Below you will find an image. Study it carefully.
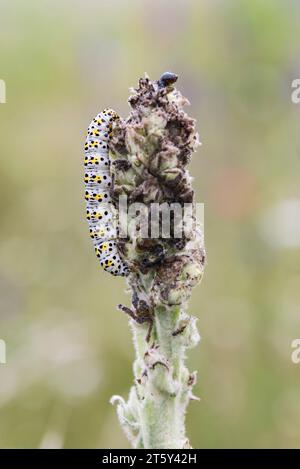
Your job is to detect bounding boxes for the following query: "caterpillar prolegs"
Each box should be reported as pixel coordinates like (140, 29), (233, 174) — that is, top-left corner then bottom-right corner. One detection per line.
(84, 109), (129, 277)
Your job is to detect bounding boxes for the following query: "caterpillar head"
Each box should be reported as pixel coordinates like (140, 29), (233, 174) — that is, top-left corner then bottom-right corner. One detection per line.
(102, 108), (119, 121)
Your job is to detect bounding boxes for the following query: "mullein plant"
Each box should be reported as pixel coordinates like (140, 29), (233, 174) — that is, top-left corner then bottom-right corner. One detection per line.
(109, 73), (206, 449)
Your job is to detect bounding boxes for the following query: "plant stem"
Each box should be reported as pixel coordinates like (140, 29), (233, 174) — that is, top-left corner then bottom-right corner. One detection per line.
(110, 73), (205, 449)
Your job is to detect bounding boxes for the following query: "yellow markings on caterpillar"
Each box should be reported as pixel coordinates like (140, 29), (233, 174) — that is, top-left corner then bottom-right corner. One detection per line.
(84, 154), (105, 166)
(95, 243), (109, 255)
(101, 259), (114, 267)
(84, 173), (103, 184)
(85, 191), (104, 202)
(89, 129), (100, 137)
(86, 209), (104, 221)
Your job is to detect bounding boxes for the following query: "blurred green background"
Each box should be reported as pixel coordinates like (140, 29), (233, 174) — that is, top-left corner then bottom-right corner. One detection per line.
(0, 0), (300, 449)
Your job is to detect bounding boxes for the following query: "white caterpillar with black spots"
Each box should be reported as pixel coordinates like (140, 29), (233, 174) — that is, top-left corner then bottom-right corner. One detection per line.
(84, 108), (129, 277)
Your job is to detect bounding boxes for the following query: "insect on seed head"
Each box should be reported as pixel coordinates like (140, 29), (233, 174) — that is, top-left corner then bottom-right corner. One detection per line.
(158, 71), (178, 88)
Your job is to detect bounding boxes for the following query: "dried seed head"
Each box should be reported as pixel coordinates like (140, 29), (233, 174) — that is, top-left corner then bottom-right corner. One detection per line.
(110, 74), (203, 272)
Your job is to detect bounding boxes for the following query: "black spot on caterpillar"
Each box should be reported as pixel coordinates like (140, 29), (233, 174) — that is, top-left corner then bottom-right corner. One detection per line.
(84, 108), (129, 277)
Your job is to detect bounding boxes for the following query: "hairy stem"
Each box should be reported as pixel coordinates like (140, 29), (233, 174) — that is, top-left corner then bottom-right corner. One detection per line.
(110, 73), (205, 449)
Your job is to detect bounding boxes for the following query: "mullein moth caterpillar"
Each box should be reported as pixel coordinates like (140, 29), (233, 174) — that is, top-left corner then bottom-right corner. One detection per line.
(84, 108), (129, 277)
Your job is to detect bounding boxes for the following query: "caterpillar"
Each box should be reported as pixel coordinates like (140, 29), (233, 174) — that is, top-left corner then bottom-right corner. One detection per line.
(84, 108), (129, 277)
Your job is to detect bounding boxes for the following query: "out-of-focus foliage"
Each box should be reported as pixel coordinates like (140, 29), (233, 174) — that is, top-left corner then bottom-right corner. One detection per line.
(0, 0), (300, 448)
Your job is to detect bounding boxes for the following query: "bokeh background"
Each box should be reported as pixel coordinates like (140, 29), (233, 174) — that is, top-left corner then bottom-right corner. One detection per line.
(0, 0), (300, 449)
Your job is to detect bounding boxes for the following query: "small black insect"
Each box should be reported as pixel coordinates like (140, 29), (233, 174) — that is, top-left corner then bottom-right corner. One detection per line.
(158, 71), (178, 88)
